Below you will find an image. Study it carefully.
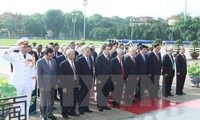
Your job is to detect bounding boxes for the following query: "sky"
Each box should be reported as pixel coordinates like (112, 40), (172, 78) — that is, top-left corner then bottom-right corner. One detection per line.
(0, 0), (200, 19)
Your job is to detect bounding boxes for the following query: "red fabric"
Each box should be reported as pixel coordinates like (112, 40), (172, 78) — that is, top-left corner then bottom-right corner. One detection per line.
(108, 96), (181, 115)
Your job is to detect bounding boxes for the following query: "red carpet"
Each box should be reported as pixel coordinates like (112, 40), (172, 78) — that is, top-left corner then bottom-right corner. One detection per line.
(108, 97), (181, 114)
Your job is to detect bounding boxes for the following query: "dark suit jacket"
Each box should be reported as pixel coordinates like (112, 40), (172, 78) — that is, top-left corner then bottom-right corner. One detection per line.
(162, 54), (175, 77)
(36, 51), (44, 61)
(124, 54), (137, 75)
(95, 54), (111, 76)
(92, 51), (98, 62)
(60, 59), (79, 88)
(57, 54), (67, 74)
(176, 54), (187, 75)
(135, 53), (149, 75)
(148, 52), (162, 75)
(110, 50), (117, 59)
(76, 55), (93, 86)
(53, 51), (62, 60)
(111, 57), (128, 80)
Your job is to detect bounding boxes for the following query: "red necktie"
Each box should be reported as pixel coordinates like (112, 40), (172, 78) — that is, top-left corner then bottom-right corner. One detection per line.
(132, 57), (136, 63)
(119, 60), (124, 78)
(156, 52), (159, 61)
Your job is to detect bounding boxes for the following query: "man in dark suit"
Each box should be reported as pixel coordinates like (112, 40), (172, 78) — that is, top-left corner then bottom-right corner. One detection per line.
(148, 44), (162, 97)
(111, 49), (127, 107)
(53, 43), (62, 101)
(69, 41), (79, 58)
(95, 44), (112, 112)
(76, 46), (93, 115)
(176, 47), (187, 95)
(110, 42), (118, 59)
(60, 49), (80, 119)
(36, 48), (58, 120)
(124, 47), (138, 104)
(134, 45), (149, 101)
(162, 47), (175, 97)
(89, 44), (98, 63)
(36, 44), (44, 61)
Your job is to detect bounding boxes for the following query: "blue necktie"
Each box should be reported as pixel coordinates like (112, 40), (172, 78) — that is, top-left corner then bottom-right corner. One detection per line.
(142, 54), (146, 62)
(169, 55), (174, 70)
(87, 57), (91, 69)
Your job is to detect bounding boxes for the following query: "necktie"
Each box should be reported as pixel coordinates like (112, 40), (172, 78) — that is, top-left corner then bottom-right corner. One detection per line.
(132, 56), (136, 63)
(23, 54), (26, 59)
(106, 55), (109, 62)
(86, 57), (91, 69)
(47, 60), (52, 70)
(156, 52), (159, 61)
(142, 54), (146, 62)
(182, 55), (186, 61)
(119, 60), (125, 78)
(38, 52), (40, 58)
(71, 61), (77, 80)
(169, 55), (174, 70)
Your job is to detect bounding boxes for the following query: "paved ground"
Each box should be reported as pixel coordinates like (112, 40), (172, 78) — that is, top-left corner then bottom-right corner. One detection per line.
(0, 49), (200, 120)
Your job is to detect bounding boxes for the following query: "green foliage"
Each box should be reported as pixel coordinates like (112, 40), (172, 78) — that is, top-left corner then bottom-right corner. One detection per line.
(191, 40), (199, 52)
(2, 11), (200, 41)
(175, 39), (182, 46)
(0, 77), (17, 98)
(153, 38), (162, 45)
(188, 63), (200, 77)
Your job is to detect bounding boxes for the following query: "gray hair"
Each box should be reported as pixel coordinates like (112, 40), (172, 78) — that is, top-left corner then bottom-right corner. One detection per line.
(166, 47), (173, 52)
(65, 49), (75, 56)
(129, 47), (137, 52)
(117, 48), (125, 54)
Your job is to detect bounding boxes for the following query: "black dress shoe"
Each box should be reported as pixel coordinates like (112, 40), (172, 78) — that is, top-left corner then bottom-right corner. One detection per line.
(181, 92), (186, 95)
(41, 118), (48, 120)
(68, 112), (80, 117)
(85, 109), (93, 113)
(163, 95), (168, 97)
(99, 107), (104, 112)
(48, 115), (57, 120)
(168, 93), (174, 96)
(176, 93), (182, 96)
(63, 116), (69, 119)
(79, 110), (84, 115)
(104, 106), (111, 110)
(54, 97), (60, 101)
(112, 101), (120, 108)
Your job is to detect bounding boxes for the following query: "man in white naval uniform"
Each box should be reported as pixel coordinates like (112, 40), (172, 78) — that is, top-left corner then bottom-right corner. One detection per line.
(1, 37), (36, 120)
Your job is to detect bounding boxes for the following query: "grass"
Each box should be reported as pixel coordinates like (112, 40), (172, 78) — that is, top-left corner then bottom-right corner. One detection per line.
(0, 39), (106, 47)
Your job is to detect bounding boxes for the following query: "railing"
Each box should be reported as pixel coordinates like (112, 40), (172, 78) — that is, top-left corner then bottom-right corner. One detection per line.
(0, 95), (27, 120)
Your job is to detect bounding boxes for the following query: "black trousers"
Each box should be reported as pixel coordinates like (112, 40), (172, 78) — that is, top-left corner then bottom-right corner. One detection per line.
(97, 76), (113, 107)
(62, 88), (78, 116)
(78, 78), (92, 111)
(162, 75), (174, 95)
(176, 74), (186, 94)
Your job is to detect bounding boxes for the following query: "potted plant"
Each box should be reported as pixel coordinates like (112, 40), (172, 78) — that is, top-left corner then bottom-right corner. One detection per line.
(188, 62), (200, 88)
(190, 40), (199, 59)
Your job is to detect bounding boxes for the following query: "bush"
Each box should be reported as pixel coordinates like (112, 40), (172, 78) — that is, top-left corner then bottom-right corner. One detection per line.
(0, 77), (16, 98)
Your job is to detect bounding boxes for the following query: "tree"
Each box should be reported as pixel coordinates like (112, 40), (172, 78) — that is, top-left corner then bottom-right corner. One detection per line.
(3, 18), (16, 36)
(22, 14), (46, 37)
(44, 9), (65, 38)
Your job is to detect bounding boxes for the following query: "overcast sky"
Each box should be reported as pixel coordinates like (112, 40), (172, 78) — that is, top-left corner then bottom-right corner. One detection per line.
(0, 0), (199, 19)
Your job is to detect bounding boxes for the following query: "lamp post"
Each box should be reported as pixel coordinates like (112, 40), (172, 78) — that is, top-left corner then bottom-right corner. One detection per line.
(72, 11), (78, 40)
(83, 0), (88, 40)
(170, 25), (175, 41)
(72, 18), (77, 40)
(184, 0), (187, 21)
(129, 17), (138, 40)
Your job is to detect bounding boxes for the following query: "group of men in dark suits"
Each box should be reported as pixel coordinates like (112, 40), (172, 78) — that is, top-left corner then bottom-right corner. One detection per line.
(34, 41), (187, 120)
